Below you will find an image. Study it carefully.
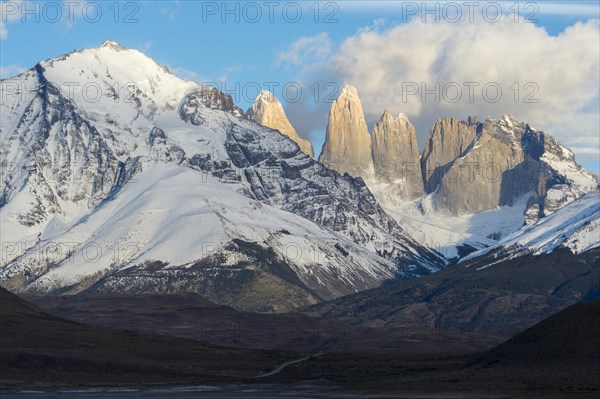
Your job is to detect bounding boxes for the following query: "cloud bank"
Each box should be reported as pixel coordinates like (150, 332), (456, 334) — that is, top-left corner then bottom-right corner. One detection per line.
(282, 18), (600, 169)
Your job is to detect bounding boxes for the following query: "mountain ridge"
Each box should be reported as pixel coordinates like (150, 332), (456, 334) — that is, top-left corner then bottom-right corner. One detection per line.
(246, 90), (314, 158)
(1, 41), (597, 312)
(302, 192), (600, 331)
(0, 41), (444, 311)
(315, 86), (597, 257)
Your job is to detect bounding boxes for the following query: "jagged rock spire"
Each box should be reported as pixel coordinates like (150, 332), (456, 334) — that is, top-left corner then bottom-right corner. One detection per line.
(371, 110), (423, 201)
(318, 85), (373, 178)
(247, 90), (314, 158)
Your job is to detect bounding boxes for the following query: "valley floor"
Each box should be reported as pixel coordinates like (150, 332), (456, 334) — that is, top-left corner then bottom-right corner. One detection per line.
(2, 289), (598, 398)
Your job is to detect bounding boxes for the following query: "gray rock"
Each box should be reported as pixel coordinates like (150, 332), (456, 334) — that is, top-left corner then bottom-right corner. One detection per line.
(425, 114), (598, 217)
(421, 116), (479, 194)
(371, 110), (423, 201)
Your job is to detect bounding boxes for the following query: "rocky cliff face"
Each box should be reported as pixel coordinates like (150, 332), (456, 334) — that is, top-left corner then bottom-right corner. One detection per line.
(371, 110), (423, 201)
(180, 86), (245, 122)
(0, 42), (445, 311)
(246, 90), (314, 158)
(318, 85), (373, 178)
(431, 118), (529, 215)
(421, 117), (480, 194)
(318, 86), (425, 203)
(424, 114), (597, 217)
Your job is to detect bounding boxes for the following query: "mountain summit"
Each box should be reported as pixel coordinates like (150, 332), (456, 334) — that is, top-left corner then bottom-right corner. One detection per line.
(0, 42), (444, 311)
(319, 85), (374, 178)
(1, 41), (596, 310)
(315, 87), (597, 258)
(100, 39), (127, 51)
(422, 114), (598, 217)
(371, 110), (424, 202)
(246, 90), (314, 157)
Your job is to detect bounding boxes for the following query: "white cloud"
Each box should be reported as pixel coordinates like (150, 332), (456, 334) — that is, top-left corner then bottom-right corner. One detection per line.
(322, 18), (600, 163)
(0, 64), (26, 79)
(277, 32), (333, 67)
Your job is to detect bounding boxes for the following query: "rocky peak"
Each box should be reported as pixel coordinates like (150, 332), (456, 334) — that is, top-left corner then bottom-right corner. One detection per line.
(371, 110), (423, 201)
(381, 108), (394, 120)
(246, 90), (314, 157)
(254, 90), (276, 103)
(423, 114), (597, 218)
(339, 84), (358, 97)
(318, 85), (373, 178)
(421, 117), (480, 193)
(180, 86), (245, 124)
(100, 39), (127, 52)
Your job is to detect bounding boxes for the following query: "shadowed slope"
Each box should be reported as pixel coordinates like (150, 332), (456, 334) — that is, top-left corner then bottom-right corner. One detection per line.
(0, 288), (295, 386)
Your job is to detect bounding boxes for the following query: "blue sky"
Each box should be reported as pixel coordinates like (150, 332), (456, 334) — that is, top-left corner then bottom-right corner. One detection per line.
(1, 1), (599, 173)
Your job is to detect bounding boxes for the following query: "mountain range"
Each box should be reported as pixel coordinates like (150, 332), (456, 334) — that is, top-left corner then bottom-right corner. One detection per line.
(1, 40), (598, 314)
(0, 41), (441, 312)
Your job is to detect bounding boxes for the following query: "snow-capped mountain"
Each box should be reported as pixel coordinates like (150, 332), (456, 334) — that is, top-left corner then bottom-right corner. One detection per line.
(246, 90), (314, 158)
(0, 41), (444, 311)
(399, 114), (598, 259)
(423, 114), (598, 218)
(303, 192), (599, 333)
(463, 191), (600, 263)
(315, 86), (597, 260)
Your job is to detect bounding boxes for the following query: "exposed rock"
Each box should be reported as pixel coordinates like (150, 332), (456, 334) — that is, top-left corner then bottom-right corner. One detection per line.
(0, 43), (446, 311)
(425, 114), (598, 217)
(246, 90), (314, 158)
(431, 120), (528, 215)
(180, 86), (245, 123)
(100, 39), (126, 52)
(221, 119), (444, 273)
(319, 85), (373, 178)
(370, 110), (423, 201)
(421, 116), (480, 193)
(524, 202), (541, 225)
(538, 134), (599, 216)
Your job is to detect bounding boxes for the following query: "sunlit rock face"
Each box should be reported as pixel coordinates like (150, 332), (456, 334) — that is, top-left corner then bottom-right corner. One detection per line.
(319, 85), (374, 178)
(247, 90), (314, 158)
(371, 110), (423, 201)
